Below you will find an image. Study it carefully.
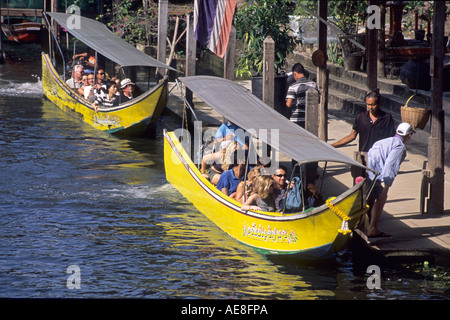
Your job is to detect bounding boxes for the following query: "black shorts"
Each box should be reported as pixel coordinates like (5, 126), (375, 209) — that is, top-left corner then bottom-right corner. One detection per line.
(367, 179), (384, 206)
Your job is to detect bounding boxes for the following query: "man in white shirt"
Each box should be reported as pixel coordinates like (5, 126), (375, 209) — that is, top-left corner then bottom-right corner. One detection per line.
(66, 65), (84, 89)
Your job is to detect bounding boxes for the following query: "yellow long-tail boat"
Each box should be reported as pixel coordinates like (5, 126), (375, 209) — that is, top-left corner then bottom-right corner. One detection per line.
(164, 76), (374, 259)
(42, 12), (176, 136)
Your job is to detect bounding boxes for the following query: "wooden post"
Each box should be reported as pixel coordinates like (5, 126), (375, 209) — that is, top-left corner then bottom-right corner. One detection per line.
(262, 36), (275, 108)
(224, 26), (236, 81)
(366, 0), (378, 90)
(157, 0), (168, 80)
(377, 1), (386, 77)
(305, 88), (319, 137)
(427, 0), (445, 214)
(317, 0), (328, 142)
(185, 12), (196, 136)
(0, 5), (3, 63)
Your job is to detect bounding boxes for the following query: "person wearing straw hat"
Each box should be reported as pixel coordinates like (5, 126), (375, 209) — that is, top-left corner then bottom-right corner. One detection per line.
(365, 122), (415, 238)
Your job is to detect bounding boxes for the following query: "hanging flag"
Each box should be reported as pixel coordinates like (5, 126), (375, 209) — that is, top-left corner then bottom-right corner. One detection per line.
(194, 0), (237, 58)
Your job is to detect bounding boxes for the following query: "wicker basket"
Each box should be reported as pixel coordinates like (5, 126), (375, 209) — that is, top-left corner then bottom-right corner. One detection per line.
(400, 94), (430, 130)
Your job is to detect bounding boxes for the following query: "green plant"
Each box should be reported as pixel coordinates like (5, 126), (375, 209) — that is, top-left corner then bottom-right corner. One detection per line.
(327, 41), (343, 66)
(98, 0), (158, 46)
(235, 0), (300, 77)
(294, 0), (367, 55)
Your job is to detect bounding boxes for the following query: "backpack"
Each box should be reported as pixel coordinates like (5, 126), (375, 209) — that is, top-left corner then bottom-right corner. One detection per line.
(284, 177), (303, 212)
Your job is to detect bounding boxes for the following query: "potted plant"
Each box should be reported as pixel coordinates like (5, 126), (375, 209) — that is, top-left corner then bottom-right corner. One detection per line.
(235, 0), (300, 110)
(332, 1), (367, 71)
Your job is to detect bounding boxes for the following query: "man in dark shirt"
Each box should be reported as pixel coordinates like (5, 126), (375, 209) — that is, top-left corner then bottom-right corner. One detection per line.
(272, 165), (289, 211)
(332, 89), (395, 179)
(332, 89), (395, 152)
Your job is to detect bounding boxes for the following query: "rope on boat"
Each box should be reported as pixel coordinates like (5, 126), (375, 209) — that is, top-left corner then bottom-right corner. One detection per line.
(326, 197), (369, 235)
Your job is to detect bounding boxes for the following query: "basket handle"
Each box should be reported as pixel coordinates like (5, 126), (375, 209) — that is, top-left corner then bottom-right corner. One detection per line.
(405, 94), (428, 109)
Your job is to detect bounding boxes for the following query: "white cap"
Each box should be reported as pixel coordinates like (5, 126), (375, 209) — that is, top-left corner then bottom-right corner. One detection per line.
(120, 78), (135, 88)
(396, 122), (415, 136)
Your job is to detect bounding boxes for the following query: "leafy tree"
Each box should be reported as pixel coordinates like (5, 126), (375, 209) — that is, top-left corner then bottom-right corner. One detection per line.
(235, 0), (300, 77)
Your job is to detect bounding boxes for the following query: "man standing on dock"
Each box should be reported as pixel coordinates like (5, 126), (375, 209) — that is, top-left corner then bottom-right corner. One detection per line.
(365, 122), (415, 238)
(285, 63), (318, 129)
(285, 63), (319, 183)
(332, 90), (395, 158)
(331, 89), (396, 181)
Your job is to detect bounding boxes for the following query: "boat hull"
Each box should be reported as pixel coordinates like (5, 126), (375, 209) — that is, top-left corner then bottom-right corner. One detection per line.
(164, 130), (367, 259)
(41, 53), (168, 136)
(1, 20), (41, 43)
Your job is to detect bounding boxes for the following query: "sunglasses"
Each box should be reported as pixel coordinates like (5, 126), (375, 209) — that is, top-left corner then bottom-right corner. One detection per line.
(97, 72), (105, 75)
(274, 174), (286, 177)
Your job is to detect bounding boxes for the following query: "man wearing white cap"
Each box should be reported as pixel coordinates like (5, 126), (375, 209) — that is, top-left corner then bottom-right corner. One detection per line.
(119, 78), (135, 103)
(366, 122), (415, 238)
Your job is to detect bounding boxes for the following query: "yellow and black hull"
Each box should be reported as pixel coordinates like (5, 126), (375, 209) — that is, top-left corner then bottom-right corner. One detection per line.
(42, 52), (168, 136)
(164, 130), (368, 259)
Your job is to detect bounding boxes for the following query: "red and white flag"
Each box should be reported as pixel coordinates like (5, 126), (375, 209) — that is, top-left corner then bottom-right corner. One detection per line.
(194, 0), (237, 58)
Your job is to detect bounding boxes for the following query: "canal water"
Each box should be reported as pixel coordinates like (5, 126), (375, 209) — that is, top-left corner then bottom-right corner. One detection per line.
(0, 43), (448, 301)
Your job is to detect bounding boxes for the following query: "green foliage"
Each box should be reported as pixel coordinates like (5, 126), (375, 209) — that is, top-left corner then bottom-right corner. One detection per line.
(294, 0), (367, 34)
(327, 41), (343, 66)
(235, 0), (300, 77)
(98, 0), (158, 46)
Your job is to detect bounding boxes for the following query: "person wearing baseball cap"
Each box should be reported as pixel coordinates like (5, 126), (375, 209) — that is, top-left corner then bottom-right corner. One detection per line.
(119, 78), (135, 103)
(365, 122), (414, 238)
(396, 122), (416, 136)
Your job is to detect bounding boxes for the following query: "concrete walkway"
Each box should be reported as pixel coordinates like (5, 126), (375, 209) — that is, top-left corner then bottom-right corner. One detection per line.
(165, 80), (450, 265)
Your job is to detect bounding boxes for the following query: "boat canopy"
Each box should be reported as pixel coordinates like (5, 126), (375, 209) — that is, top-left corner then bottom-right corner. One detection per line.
(46, 12), (177, 71)
(179, 76), (365, 168)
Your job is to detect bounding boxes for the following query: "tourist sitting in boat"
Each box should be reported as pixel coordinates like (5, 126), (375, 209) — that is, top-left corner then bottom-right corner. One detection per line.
(84, 69), (108, 103)
(72, 48), (96, 73)
(95, 68), (108, 87)
(118, 78), (135, 104)
(110, 77), (121, 90)
(213, 120), (248, 149)
(233, 166), (261, 203)
(241, 175), (276, 212)
(271, 165), (290, 211)
(92, 81), (119, 112)
(304, 183), (325, 209)
(216, 149), (247, 196)
(83, 74), (96, 101)
(201, 140), (239, 185)
(77, 73), (89, 97)
(66, 64), (84, 89)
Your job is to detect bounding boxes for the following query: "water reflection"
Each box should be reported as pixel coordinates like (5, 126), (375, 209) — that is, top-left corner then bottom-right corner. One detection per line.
(158, 206), (335, 299)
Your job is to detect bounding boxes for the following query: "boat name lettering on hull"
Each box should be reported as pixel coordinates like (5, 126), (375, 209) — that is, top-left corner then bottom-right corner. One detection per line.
(243, 221), (298, 244)
(94, 115), (120, 127)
